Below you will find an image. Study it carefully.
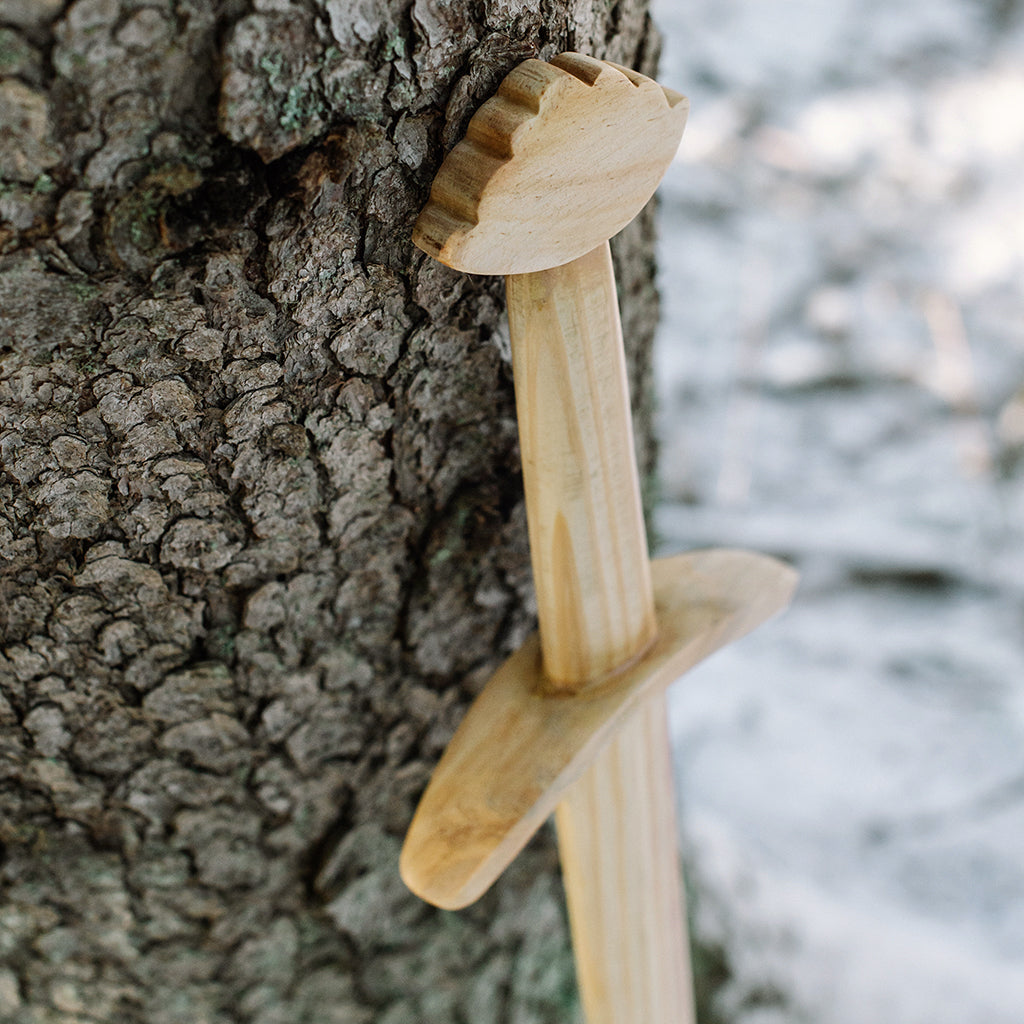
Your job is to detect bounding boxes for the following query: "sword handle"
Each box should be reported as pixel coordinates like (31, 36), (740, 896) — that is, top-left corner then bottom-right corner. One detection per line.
(506, 240), (657, 688)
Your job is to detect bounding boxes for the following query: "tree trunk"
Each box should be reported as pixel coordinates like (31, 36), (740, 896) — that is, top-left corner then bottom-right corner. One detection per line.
(0, 2), (664, 1021)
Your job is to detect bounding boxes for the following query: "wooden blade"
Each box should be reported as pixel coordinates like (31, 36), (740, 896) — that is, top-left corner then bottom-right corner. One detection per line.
(556, 697), (696, 1024)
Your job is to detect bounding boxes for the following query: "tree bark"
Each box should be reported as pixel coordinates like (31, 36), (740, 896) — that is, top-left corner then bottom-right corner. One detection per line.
(0, 2), (664, 1021)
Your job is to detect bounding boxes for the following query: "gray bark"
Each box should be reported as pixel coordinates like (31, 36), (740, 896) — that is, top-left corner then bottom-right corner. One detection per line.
(0, 1), (663, 1021)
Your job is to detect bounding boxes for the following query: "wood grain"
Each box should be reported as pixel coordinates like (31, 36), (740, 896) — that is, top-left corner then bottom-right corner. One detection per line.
(556, 697), (695, 1024)
(412, 52), (688, 275)
(507, 241), (656, 688)
(399, 548), (798, 910)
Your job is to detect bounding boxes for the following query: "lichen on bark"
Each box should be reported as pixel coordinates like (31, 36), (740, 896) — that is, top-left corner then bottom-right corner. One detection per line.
(1, 0), (665, 1020)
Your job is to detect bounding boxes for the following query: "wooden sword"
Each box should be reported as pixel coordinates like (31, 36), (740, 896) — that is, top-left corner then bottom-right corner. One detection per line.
(402, 52), (797, 1023)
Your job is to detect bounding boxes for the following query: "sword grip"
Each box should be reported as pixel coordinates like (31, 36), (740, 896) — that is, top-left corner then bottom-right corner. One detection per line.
(506, 240), (657, 688)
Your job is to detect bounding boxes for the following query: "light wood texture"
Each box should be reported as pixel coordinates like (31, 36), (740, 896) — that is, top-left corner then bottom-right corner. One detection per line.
(399, 548), (798, 910)
(556, 697), (695, 1024)
(412, 52), (689, 275)
(403, 50), (791, 1024)
(507, 241), (656, 688)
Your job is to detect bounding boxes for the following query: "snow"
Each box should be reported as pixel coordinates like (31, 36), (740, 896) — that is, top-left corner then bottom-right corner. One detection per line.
(651, 0), (1024, 1018)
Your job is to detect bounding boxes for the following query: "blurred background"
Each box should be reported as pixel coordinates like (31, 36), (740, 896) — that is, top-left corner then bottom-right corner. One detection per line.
(650, 1), (1024, 1020)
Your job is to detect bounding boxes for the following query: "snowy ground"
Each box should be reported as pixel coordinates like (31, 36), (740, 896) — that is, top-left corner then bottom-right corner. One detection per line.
(651, 1), (1024, 1020)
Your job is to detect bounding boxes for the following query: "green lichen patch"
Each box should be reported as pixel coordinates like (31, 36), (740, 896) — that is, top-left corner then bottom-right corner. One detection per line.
(220, 14), (330, 163)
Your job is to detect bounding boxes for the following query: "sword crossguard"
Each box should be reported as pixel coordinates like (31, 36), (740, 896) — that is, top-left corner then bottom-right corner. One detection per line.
(402, 549), (797, 909)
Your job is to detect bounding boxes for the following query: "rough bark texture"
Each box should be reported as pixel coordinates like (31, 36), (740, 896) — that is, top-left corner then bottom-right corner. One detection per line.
(0, 2), (663, 1021)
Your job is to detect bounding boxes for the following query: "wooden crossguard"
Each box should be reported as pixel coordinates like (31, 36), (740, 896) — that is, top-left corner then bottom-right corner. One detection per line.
(402, 53), (798, 1022)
